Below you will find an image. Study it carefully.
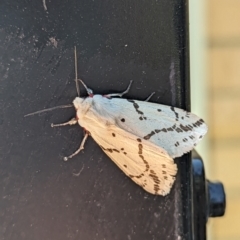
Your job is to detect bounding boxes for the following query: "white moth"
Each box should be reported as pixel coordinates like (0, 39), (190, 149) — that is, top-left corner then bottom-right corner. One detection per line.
(26, 48), (207, 196)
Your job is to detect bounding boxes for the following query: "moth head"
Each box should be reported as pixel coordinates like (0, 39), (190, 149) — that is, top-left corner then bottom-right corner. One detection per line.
(73, 97), (85, 110)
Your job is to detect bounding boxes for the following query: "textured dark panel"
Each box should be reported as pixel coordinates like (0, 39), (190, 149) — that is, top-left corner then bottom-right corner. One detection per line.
(0, 1), (193, 239)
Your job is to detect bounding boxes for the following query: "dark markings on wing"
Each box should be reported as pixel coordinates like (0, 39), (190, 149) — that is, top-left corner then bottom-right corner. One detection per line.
(120, 148), (127, 155)
(154, 184), (160, 193)
(170, 106), (179, 121)
(139, 116), (147, 120)
(185, 111), (191, 118)
(100, 146), (120, 153)
(180, 124), (192, 132)
(129, 143), (150, 180)
(174, 141), (179, 147)
(119, 148), (127, 155)
(143, 131), (155, 140)
(112, 133), (116, 137)
(138, 155), (150, 172)
(157, 109), (162, 112)
(100, 138), (173, 194)
(113, 149), (120, 153)
(138, 144), (143, 154)
(141, 179), (147, 188)
(100, 142), (150, 180)
(144, 125), (176, 140)
(121, 118), (125, 122)
(149, 169), (161, 194)
(143, 119), (205, 140)
(127, 99), (147, 121)
(176, 127), (183, 133)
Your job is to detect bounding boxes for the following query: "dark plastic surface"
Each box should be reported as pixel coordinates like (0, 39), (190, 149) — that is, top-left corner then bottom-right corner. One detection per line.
(192, 155), (207, 240)
(208, 181), (226, 218)
(0, 1), (194, 240)
(192, 151), (226, 240)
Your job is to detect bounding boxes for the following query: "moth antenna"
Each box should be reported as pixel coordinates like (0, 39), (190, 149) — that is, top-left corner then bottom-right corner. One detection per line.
(74, 47), (93, 96)
(24, 104), (73, 117)
(77, 79), (93, 96)
(74, 46), (80, 97)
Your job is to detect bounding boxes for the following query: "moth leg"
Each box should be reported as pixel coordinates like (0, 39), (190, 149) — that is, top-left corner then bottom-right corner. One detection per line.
(51, 117), (78, 127)
(63, 132), (89, 161)
(145, 92), (155, 102)
(104, 80), (133, 98)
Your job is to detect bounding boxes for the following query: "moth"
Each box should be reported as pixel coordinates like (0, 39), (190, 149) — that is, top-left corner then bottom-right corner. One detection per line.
(25, 47), (207, 196)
